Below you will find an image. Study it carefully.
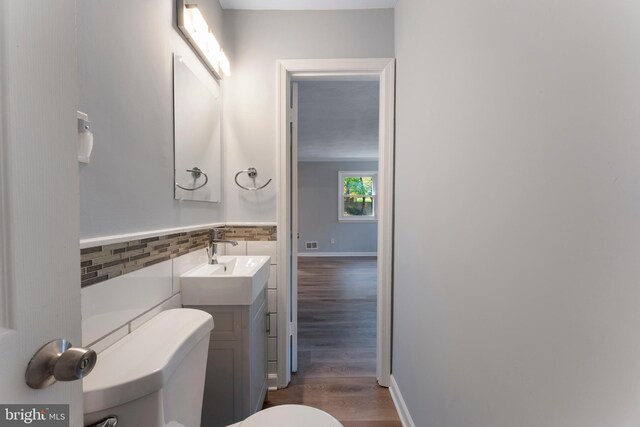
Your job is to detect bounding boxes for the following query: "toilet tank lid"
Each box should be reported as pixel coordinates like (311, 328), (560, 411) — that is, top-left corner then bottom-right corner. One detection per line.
(83, 308), (213, 414)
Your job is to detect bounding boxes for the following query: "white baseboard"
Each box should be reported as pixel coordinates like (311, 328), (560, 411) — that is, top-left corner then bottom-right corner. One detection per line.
(297, 252), (377, 257)
(390, 375), (416, 427)
(268, 373), (278, 390)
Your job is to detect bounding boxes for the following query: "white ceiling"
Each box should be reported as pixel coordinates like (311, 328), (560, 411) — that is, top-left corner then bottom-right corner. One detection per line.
(219, 0), (396, 10)
(297, 80), (379, 162)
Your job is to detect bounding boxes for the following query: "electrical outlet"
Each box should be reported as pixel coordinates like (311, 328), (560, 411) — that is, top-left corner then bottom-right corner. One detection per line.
(330, 238), (335, 244)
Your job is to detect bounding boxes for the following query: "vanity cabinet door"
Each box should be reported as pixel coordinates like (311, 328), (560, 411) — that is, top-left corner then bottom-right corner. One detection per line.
(202, 338), (243, 426)
(197, 306), (244, 427)
(188, 287), (267, 427)
(249, 297), (268, 414)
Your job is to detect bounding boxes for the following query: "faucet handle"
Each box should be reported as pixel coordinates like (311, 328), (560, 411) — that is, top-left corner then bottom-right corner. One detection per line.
(210, 227), (230, 239)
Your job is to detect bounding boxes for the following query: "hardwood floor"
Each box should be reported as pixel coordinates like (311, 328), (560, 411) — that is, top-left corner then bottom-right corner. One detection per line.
(264, 257), (401, 426)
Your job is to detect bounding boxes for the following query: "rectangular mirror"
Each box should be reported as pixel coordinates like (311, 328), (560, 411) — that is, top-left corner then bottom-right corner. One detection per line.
(173, 53), (221, 203)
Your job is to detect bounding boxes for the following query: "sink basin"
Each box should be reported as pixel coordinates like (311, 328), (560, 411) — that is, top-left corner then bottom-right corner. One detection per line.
(180, 256), (270, 305)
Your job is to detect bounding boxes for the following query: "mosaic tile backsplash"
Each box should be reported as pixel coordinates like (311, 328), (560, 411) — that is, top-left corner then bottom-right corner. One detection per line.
(80, 225), (277, 288)
(222, 225), (277, 241)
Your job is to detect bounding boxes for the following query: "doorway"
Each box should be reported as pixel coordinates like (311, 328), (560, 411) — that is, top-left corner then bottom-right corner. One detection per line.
(294, 77), (380, 384)
(275, 59), (395, 390)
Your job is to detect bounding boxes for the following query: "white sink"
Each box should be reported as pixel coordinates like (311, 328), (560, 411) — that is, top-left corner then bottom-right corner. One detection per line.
(180, 256), (270, 306)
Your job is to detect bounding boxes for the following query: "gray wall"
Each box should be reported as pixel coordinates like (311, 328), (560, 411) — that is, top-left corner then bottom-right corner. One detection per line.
(77, 0), (225, 239)
(222, 9), (394, 222)
(298, 162), (378, 254)
(394, 1), (640, 426)
(78, 7), (394, 238)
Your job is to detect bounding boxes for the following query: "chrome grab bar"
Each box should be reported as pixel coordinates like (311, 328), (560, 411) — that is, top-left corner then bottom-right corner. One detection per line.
(176, 167), (208, 191)
(234, 167), (272, 191)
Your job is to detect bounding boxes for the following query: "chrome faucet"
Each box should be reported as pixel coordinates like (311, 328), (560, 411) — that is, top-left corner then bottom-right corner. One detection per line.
(207, 228), (238, 265)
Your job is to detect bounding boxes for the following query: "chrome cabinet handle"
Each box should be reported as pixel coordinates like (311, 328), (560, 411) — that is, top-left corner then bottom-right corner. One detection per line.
(266, 312), (271, 335)
(25, 339), (97, 389)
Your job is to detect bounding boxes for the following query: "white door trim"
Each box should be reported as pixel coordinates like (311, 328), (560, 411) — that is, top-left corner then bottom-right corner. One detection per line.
(276, 58), (395, 388)
(290, 81), (299, 373)
(0, 17), (8, 330)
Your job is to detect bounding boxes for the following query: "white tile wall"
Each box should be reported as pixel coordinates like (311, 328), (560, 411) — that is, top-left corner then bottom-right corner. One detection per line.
(267, 361), (277, 374)
(245, 241), (279, 380)
(83, 250), (206, 352)
(90, 326), (128, 354)
(129, 294), (181, 332)
(267, 337), (277, 360)
(268, 289), (277, 312)
(268, 265), (277, 289)
(225, 241), (247, 256)
(81, 260), (173, 346)
(268, 313), (277, 338)
(247, 241), (277, 264)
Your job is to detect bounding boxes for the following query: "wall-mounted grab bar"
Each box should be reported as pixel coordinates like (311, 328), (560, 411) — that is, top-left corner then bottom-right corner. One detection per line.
(176, 167), (208, 191)
(234, 167), (272, 191)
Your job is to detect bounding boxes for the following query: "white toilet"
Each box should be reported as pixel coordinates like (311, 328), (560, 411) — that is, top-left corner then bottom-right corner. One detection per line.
(83, 308), (214, 427)
(229, 405), (343, 427)
(83, 307), (342, 427)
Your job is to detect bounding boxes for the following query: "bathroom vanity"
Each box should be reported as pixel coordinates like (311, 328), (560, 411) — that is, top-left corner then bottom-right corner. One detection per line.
(181, 256), (270, 427)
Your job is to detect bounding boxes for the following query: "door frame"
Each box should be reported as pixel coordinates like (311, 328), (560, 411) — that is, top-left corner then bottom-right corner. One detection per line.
(289, 81), (299, 373)
(276, 58), (395, 388)
(0, 13), (7, 331)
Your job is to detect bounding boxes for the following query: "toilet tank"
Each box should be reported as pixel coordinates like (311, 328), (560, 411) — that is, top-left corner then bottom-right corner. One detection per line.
(83, 309), (214, 427)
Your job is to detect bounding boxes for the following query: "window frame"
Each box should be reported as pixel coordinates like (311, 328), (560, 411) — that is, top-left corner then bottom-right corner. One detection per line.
(338, 171), (378, 222)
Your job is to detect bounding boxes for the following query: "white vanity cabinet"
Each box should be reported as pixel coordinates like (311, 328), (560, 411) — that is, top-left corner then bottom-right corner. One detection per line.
(185, 287), (268, 427)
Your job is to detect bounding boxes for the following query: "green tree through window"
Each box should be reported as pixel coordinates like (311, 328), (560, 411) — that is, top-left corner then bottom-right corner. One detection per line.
(339, 172), (377, 220)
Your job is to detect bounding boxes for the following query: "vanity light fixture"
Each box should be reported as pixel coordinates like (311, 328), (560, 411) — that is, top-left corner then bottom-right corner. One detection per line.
(177, 0), (230, 79)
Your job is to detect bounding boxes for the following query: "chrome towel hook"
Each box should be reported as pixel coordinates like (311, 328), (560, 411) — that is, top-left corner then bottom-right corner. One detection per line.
(234, 167), (272, 191)
(176, 166), (208, 191)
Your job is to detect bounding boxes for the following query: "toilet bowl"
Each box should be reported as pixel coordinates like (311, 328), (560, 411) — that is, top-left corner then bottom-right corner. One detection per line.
(228, 405), (343, 427)
(83, 308), (214, 427)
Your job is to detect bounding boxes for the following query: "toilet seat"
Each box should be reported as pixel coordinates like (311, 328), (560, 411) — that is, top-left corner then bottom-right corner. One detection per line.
(239, 405), (342, 426)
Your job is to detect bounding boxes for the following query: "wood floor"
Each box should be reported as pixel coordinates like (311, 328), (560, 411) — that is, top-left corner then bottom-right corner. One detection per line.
(264, 257), (401, 426)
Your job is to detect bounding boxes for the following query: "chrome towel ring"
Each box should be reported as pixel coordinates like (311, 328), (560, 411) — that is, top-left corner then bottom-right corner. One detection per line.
(176, 167), (208, 191)
(234, 167), (272, 191)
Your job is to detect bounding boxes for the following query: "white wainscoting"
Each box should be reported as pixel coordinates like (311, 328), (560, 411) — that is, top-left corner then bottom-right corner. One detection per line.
(81, 237), (280, 376)
(80, 225), (279, 376)
(82, 249), (206, 352)
(81, 260), (173, 346)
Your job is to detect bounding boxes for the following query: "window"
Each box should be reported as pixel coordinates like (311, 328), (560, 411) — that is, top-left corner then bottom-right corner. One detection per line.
(338, 171), (377, 222)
